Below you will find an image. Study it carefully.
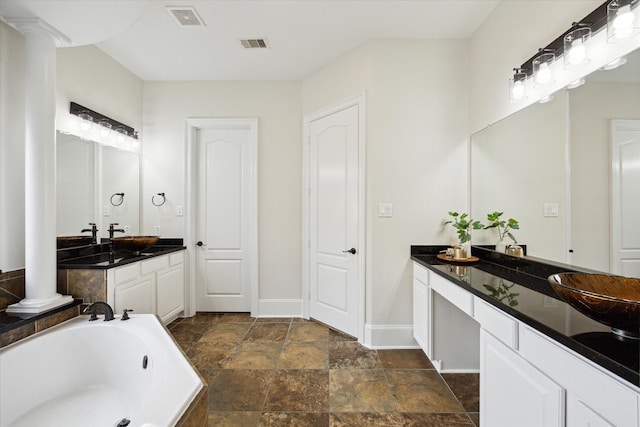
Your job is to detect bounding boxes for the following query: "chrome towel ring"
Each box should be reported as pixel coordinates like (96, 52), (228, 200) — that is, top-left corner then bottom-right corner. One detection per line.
(152, 192), (166, 206)
(110, 192), (125, 206)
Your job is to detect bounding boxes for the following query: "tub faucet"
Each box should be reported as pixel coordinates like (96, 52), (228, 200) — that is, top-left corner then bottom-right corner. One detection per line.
(83, 301), (115, 321)
(81, 222), (98, 244)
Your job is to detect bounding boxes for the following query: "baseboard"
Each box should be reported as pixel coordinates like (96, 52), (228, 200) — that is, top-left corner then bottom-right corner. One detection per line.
(255, 299), (303, 318)
(363, 323), (420, 349)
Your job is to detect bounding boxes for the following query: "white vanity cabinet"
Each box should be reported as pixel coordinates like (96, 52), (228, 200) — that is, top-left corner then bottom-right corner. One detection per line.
(412, 262), (431, 355)
(108, 251), (185, 324)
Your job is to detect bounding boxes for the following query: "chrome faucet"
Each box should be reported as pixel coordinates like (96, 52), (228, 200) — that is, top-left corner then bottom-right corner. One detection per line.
(81, 222), (98, 244)
(83, 301), (115, 321)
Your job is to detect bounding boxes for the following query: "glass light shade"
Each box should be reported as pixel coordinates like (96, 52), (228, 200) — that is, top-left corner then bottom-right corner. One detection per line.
(567, 78), (585, 89)
(533, 52), (555, 87)
(115, 126), (128, 144)
(564, 27), (591, 68)
(77, 112), (93, 131)
(603, 56), (627, 70)
(608, 0), (640, 42)
(509, 69), (528, 103)
(97, 120), (112, 138)
(538, 94), (554, 104)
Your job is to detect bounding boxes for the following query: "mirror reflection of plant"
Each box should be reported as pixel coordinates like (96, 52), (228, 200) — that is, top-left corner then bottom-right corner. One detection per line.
(444, 211), (484, 245)
(483, 279), (519, 307)
(484, 211), (519, 243)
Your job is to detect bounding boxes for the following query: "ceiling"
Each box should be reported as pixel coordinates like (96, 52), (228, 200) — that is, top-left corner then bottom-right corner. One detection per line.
(1, 0), (500, 81)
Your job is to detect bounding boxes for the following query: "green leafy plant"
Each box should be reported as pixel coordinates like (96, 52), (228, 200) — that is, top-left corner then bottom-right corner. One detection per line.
(444, 211), (484, 245)
(483, 279), (519, 307)
(484, 211), (519, 243)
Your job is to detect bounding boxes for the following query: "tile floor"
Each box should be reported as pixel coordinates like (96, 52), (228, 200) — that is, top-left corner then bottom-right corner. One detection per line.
(167, 313), (479, 426)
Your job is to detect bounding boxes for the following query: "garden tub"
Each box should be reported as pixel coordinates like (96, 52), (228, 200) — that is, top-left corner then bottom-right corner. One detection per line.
(0, 314), (203, 427)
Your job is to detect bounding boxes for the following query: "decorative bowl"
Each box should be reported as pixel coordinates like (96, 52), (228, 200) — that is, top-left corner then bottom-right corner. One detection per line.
(111, 236), (159, 254)
(548, 272), (640, 338)
(57, 236), (93, 249)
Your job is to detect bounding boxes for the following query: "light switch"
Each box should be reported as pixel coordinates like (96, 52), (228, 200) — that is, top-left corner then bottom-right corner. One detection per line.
(378, 203), (393, 218)
(176, 205), (183, 216)
(155, 225), (162, 236)
(103, 206), (110, 216)
(544, 203), (559, 217)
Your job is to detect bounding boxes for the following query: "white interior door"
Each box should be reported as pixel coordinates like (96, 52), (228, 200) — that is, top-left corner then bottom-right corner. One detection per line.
(611, 119), (640, 278)
(196, 120), (257, 312)
(308, 102), (362, 337)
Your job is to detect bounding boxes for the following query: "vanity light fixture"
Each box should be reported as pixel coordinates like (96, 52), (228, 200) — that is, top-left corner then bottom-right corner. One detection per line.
(607, 0), (640, 42)
(509, 68), (528, 103)
(533, 49), (556, 87)
(69, 102), (140, 152)
(564, 24), (591, 68)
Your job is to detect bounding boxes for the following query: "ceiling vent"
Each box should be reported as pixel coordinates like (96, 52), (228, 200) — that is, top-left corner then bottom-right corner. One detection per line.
(240, 38), (270, 49)
(166, 6), (205, 27)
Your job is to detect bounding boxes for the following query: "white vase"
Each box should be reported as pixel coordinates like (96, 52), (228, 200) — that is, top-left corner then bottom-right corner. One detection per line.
(495, 241), (507, 253)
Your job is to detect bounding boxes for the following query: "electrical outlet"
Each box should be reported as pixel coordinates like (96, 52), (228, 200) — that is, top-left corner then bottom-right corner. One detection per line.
(378, 203), (393, 218)
(124, 226), (131, 234)
(543, 203), (559, 217)
(103, 206), (110, 216)
(155, 225), (162, 236)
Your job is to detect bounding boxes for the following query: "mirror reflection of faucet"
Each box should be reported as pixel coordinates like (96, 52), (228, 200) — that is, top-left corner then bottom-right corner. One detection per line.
(108, 223), (125, 254)
(81, 222), (98, 244)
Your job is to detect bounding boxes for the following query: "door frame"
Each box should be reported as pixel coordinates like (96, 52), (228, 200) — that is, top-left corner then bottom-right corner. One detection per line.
(302, 93), (366, 342)
(185, 118), (259, 317)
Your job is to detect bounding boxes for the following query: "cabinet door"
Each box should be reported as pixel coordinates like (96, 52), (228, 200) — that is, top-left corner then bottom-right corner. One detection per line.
(481, 330), (564, 427)
(114, 275), (155, 315)
(157, 265), (185, 323)
(567, 393), (616, 427)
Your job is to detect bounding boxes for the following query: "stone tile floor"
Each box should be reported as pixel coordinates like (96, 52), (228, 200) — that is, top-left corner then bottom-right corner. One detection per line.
(167, 313), (479, 426)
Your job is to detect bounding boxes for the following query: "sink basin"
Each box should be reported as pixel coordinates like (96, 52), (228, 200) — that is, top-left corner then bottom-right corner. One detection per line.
(548, 273), (640, 338)
(57, 236), (93, 249)
(111, 236), (159, 255)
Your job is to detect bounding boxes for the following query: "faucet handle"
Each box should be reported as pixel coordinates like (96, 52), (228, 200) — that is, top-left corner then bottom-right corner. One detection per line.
(121, 309), (133, 321)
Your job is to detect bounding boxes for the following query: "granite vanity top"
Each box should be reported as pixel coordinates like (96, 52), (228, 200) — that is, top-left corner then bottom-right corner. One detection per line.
(57, 238), (186, 270)
(411, 245), (640, 388)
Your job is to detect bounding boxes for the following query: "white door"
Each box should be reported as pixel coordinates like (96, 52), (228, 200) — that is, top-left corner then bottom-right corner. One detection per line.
(611, 119), (640, 278)
(307, 102), (362, 337)
(196, 121), (257, 312)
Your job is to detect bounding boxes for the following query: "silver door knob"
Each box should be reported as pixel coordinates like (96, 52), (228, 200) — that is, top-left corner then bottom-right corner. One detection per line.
(342, 248), (357, 254)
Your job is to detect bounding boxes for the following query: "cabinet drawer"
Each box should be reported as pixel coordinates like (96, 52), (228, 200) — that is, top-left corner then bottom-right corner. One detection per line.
(141, 255), (169, 275)
(430, 273), (473, 316)
(519, 324), (638, 426)
(169, 251), (184, 266)
(474, 297), (517, 349)
(114, 263), (140, 285)
(413, 262), (429, 284)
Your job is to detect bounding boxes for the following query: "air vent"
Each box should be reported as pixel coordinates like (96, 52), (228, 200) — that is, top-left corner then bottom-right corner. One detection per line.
(166, 6), (205, 27)
(240, 38), (270, 49)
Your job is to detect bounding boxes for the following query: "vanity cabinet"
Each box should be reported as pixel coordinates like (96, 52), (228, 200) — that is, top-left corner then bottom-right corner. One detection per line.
(108, 251), (185, 324)
(412, 260), (640, 427)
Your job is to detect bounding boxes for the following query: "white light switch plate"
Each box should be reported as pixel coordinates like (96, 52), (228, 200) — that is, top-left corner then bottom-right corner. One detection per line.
(544, 203), (559, 217)
(378, 203), (393, 218)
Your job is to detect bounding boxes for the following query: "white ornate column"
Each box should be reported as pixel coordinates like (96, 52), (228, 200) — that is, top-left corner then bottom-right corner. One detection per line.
(7, 19), (73, 314)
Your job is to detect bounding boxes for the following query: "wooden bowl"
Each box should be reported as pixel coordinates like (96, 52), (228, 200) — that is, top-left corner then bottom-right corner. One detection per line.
(548, 273), (640, 338)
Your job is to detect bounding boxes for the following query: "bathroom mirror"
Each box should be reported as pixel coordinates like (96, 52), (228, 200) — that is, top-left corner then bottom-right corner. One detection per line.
(471, 46), (640, 273)
(56, 131), (140, 241)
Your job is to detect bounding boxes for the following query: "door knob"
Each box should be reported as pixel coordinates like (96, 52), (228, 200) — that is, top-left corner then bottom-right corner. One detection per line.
(196, 241), (204, 247)
(342, 248), (357, 254)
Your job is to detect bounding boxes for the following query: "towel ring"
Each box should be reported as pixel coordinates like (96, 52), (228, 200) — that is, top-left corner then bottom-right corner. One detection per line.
(110, 192), (125, 206)
(152, 192), (166, 206)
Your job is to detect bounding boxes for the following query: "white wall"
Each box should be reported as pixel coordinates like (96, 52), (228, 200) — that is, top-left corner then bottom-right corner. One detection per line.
(303, 40), (469, 344)
(142, 81), (302, 301)
(0, 22), (25, 271)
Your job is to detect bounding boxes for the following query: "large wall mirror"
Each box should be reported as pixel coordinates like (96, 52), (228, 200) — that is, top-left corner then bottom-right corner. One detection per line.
(471, 46), (640, 276)
(56, 131), (140, 242)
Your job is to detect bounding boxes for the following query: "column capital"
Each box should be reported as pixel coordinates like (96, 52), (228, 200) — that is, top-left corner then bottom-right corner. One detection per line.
(1, 16), (70, 46)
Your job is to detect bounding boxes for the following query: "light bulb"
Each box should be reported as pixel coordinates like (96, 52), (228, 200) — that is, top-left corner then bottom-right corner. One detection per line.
(512, 80), (525, 100)
(536, 62), (552, 85)
(568, 39), (586, 65)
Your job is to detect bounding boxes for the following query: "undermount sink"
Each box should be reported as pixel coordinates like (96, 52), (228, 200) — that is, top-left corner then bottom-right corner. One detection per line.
(548, 272), (640, 339)
(111, 236), (159, 255)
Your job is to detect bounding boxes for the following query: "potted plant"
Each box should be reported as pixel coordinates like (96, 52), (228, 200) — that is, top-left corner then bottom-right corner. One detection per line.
(484, 211), (519, 253)
(444, 211), (484, 248)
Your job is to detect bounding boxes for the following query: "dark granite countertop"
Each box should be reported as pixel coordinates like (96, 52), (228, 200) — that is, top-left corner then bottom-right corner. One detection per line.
(411, 245), (640, 388)
(57, 238), (186, 270)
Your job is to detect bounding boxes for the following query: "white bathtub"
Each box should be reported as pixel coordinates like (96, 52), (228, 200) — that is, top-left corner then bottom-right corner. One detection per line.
(0, 314), (203, 427)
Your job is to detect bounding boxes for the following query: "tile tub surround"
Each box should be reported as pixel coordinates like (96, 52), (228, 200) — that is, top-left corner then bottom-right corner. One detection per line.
(0, 268), (25, 310)
(167, 313), (480, 426)
(411, 245), (640, 388)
